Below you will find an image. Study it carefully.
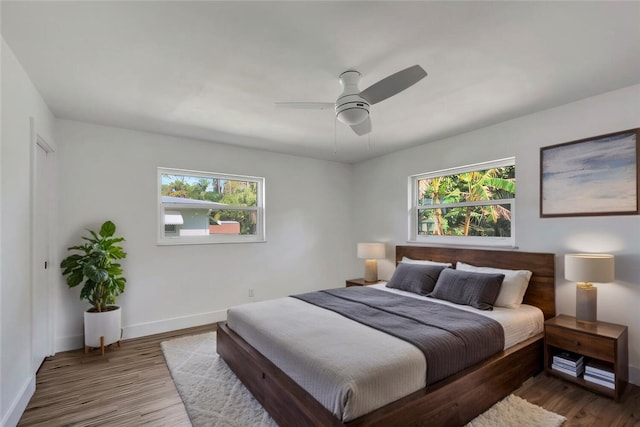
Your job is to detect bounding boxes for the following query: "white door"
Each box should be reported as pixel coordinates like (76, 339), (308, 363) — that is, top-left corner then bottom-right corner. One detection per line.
(32, 136), (54, 372)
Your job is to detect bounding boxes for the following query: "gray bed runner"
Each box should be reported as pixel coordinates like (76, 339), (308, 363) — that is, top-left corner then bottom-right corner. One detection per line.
(291, 286), (504, 384)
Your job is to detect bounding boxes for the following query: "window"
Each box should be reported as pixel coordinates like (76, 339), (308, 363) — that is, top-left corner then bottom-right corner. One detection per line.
(158, 167), (265, 245)
(409, 158), (516, 247)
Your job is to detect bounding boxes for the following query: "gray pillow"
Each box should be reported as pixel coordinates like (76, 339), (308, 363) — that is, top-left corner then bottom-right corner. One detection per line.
(386, 263), (448, 295)
(428, 269), (504, 310)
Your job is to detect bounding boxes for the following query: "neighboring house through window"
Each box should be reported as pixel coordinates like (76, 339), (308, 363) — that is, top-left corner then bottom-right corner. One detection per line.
(158, 167), (265, 244)
(409, 158), (516, 247)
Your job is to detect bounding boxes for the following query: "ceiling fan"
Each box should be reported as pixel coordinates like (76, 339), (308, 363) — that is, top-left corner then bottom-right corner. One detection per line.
(276, 65), (427, 136)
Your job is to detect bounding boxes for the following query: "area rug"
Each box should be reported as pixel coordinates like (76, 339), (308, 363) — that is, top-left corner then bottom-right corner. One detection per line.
(161, 332), (565, 427)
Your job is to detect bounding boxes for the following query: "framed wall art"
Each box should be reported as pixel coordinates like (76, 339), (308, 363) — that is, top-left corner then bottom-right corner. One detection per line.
(540, 128), (639, 217)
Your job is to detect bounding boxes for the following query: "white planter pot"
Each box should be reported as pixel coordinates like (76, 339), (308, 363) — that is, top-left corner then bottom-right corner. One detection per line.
(84, 305), (122, 350)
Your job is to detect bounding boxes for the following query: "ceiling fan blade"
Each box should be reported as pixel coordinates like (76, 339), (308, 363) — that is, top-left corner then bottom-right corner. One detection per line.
(359, 65), (427, 105)
(350, 116), (372, 136)
(275, 102), (334, 110)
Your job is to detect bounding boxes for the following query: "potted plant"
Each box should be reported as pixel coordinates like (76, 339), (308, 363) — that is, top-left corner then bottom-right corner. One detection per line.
(60, 220), (127, 354)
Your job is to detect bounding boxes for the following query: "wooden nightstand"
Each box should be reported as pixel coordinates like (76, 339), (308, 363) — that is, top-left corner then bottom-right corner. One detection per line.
(345, 278), (383, 287)
(544, 314), (628, 400)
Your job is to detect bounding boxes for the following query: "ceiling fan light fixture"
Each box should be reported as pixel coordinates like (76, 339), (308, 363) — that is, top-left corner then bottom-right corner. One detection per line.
(336, 106), (369, 125)
(335, 93), (370, 125)
(277, 65), (426, 136)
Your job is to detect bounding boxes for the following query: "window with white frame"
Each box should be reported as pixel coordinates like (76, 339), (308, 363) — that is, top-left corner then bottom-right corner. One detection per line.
(409, 158), (516, 247)
(158, 167), (265, 245)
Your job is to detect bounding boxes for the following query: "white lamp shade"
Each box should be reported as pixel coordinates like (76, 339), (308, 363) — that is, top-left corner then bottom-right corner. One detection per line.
(357, 243), (385, 259)
(565, 253), (614, 283)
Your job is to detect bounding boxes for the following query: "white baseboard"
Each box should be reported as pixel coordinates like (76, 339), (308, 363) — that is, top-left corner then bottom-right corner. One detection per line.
(1, 375), (35, 427)
(123, 309), (227, 340)
(55, 309), (227, 352)
(55, 334), (84, 353)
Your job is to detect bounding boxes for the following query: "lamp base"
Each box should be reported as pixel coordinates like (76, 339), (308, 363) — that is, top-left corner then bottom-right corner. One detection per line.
(363, 259), (378, 283)
(576, 284), (597, 323)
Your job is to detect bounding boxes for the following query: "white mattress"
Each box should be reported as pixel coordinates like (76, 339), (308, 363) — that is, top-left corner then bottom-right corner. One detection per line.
(226, 285), (543, 422)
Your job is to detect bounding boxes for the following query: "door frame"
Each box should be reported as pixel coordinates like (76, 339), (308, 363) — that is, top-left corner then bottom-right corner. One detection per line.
(30, 117), (55, 372)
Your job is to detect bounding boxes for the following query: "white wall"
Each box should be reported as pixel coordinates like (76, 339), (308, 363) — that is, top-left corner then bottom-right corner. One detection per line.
(54, 120), (354, 350)
(2, 34), (638, 427)
(352, 84), (640, 385)
(0, 39), (57, 427)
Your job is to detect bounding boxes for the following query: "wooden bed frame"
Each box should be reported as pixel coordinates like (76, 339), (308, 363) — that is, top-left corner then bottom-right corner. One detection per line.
(216, 245), (556, 427)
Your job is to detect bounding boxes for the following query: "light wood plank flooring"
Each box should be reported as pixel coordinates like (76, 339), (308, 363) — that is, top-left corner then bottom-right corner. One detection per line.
(19, 324), (640, 426)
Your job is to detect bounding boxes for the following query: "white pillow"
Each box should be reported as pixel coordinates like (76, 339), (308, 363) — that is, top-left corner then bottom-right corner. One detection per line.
(401, 256), (452, 268)
(455, 261), (532, 309)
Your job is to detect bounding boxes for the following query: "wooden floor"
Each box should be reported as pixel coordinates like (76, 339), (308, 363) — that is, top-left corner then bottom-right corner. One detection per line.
(19, 324), (640, 426)
(515, 374), (640, 427)
(18, 324), (214, 427)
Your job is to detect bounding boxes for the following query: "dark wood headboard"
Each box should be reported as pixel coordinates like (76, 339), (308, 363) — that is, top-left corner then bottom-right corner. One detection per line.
(396, 245), (556, 319)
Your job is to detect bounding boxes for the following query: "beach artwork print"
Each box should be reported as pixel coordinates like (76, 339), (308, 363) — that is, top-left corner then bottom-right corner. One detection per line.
(540, 129), (638, 217)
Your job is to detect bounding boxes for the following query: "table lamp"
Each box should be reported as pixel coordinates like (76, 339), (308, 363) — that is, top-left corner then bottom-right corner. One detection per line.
(357, 243), (385, 283)
(564, 253), (614, 323)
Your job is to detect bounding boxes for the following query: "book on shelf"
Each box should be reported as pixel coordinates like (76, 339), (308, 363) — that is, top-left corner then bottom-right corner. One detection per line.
(584, 373), (615, 389)
(585, 369), (614, 382)
(585, 361), (614, 380)
(551, 363), (583, 377)
(553, 351), (584, 367)
(553, 359), (583, 371)
(585, 370), (615, 383)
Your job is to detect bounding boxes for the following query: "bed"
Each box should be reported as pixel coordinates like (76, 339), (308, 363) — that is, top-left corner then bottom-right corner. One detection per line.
(217, 245), (555, 426)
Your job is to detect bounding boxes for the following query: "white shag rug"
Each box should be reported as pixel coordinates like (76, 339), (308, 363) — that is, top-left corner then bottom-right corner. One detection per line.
(161, 332), (565, 427)
(466, 394), (565, 427)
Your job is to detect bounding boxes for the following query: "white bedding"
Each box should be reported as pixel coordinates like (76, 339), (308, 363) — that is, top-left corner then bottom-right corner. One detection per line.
(226, 284), (543, 422)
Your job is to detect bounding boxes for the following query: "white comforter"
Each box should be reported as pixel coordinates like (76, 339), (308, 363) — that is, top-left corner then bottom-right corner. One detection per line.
(226, 284), (543, 422)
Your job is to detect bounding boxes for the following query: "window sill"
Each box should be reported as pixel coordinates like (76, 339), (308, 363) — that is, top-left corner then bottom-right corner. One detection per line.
(157, 237), (266, 246)
(407, 238), (517, 250)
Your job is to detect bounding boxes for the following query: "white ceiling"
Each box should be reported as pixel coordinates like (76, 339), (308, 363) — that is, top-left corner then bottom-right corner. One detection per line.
(2, 1), (640, 163)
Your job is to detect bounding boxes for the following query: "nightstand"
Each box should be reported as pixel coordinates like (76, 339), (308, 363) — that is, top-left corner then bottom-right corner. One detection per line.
(544, 314), (628, 400)
(345, 278), (383, 287)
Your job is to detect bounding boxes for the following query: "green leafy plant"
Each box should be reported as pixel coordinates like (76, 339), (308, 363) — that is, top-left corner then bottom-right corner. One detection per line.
(60, 221), (127, 312)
